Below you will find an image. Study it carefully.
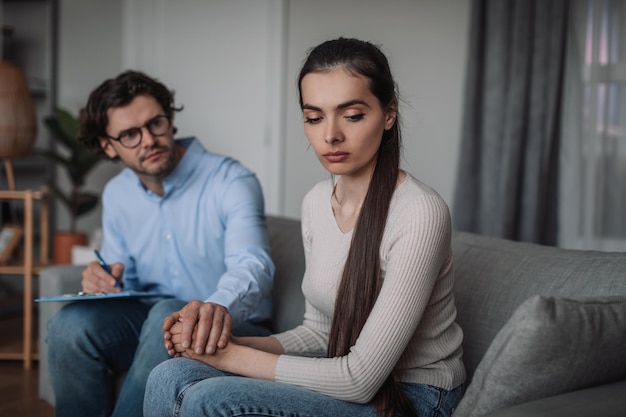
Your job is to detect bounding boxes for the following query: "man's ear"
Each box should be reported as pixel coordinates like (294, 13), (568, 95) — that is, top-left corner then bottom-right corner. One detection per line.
(384, 99), (397, 130)
(98, 137), (117, 159)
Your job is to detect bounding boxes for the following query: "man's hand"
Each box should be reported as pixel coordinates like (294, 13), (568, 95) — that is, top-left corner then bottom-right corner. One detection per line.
(163, 300), (232, 356)
(81, 261), (124, 293)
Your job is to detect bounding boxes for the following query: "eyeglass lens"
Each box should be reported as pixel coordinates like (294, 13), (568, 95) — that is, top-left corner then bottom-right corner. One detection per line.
(117, 115), (171, 148)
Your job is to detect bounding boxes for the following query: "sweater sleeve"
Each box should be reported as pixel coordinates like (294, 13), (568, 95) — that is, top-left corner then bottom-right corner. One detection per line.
(274, 192), (452, 403)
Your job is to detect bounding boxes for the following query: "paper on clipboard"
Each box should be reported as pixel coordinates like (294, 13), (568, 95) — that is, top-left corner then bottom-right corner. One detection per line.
(35, 291), (174, 302)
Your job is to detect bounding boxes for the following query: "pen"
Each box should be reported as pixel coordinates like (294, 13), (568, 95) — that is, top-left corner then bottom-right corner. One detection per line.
(94, 249), (122, 289)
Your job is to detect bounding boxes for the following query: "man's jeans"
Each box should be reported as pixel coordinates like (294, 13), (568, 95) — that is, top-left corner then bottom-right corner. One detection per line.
(47, 298), (270, 417)
(145, 357), (465, 417)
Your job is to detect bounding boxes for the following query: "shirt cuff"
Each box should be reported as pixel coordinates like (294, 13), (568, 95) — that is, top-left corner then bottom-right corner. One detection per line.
(204, 289), (247, 326)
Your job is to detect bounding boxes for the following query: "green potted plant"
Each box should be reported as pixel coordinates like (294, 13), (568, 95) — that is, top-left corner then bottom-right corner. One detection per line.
(39, 108), (102, 263)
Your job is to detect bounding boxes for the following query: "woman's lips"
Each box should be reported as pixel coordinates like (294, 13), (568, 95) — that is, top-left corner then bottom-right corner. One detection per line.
(323, 152), (349, 163)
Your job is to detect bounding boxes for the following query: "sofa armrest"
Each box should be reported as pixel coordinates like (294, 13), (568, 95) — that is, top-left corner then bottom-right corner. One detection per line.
(38, 264), (85, 406)
(483, 379), (626, 417)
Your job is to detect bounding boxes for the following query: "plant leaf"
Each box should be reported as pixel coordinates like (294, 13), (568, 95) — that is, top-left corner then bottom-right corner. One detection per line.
(43, 108), (103, 187)
(40, 107), (103, 228)
(71, 192), (99, 218)
(43, 115), (75, 152)
(45, 181), (71, 208)
(55, 108), (79, 144)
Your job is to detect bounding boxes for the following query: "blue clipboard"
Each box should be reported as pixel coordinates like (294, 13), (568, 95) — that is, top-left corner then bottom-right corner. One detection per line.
(35, 291), (174, 302)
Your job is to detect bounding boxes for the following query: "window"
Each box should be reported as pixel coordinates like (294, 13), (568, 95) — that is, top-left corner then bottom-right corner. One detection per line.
(560, 0), (626, 250)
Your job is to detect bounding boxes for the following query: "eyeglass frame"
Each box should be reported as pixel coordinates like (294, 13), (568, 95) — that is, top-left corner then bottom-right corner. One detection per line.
(104, 114), (173, 149)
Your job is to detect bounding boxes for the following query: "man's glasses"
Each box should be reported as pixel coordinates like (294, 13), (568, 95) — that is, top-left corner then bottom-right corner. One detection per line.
(106, 115), (172, 149)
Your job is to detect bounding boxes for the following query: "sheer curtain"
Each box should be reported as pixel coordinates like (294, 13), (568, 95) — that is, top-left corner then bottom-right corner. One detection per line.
(560, 0), (626, 250)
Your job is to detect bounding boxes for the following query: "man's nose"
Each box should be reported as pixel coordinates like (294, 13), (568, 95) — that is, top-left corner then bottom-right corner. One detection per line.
(141, 126), (157, 147)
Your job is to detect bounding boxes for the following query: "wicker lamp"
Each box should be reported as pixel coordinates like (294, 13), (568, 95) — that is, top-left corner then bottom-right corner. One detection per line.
(0, 61), (37, 190)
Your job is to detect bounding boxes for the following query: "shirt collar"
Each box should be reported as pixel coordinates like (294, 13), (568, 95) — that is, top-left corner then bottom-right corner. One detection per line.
(134, 136), (202, 198)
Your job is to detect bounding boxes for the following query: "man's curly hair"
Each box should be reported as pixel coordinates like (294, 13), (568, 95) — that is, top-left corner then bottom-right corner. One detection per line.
(78, 70), (182, 159)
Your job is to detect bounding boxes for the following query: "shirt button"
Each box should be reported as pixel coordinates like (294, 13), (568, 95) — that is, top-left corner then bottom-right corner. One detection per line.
(166, 234), (172, 240)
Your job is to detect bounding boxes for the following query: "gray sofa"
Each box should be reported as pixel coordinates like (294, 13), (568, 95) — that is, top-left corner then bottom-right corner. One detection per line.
(38, 216), (626, 416)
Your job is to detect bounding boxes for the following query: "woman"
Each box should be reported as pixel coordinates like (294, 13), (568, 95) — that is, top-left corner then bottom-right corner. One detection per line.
(145, 37), (466, 417)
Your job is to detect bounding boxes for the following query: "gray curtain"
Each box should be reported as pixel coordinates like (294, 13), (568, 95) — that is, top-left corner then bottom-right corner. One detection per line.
(453, 0), (569, 245)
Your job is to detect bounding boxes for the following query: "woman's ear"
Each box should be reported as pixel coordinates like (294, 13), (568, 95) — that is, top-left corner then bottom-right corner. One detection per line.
(384, 100), (398, 130)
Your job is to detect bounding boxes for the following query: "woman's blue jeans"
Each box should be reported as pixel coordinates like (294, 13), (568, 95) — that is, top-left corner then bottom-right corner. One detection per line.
(144, 357), (464, 417)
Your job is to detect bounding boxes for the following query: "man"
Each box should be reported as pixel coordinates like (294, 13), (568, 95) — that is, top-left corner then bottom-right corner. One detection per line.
(47, 70), (274, 417)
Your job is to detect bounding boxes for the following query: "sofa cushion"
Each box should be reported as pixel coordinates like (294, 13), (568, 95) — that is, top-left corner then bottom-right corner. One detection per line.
(451, 230), (626, 381)
(453, 295), (626, 417)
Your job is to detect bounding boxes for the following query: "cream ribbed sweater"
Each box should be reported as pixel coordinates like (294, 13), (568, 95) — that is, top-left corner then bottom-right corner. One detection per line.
(273, 175), (466, 404)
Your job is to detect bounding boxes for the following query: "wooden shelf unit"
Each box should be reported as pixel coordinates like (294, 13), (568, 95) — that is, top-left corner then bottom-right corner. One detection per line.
(0, 188), (49, 370)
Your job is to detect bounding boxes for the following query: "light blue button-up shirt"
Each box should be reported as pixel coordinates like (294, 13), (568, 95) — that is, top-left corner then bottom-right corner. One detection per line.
(100, 137), (274, 325)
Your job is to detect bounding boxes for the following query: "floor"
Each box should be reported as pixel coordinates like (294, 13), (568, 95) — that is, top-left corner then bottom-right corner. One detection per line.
(0, 314), (55, 417)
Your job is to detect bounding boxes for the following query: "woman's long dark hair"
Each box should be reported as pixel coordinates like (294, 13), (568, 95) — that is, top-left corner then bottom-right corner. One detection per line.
(298, 38), (417, 417)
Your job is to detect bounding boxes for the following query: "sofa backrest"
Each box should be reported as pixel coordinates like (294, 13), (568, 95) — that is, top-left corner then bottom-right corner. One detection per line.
(266, 216), (306, 333)
(452, 230), (626, 381)
(264, 217), (626, 384)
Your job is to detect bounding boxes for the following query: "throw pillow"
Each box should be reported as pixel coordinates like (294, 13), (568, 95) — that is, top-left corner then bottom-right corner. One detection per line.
(453, 295), (626, 417)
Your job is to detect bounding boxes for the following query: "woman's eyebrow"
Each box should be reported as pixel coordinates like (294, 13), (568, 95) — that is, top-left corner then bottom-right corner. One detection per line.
(302, 99), (370, 112)
(302, 104), (322, 111)
(336, 99), (369, 110)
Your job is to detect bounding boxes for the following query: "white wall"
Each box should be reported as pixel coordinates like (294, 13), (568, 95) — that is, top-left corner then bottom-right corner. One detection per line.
(121, 0), (286, 215)
(56, 0), (470, 225)
(57, 0), (124, 234)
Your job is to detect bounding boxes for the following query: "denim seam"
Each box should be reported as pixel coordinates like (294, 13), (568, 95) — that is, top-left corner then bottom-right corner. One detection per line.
(432, 386), (444, 417)
(174, 381), (197, 417)
(230, 409), (314, 417)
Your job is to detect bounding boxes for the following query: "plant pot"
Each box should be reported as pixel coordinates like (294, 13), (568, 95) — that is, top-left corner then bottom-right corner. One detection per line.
(53, 231), (88, 264)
